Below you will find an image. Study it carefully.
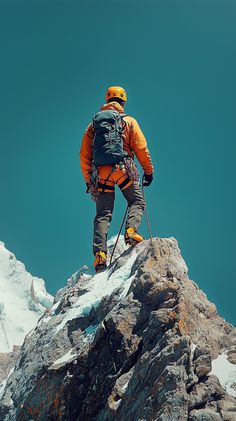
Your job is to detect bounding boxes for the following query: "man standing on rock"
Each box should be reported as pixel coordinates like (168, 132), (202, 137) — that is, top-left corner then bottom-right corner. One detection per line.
(80, 86), (154, 272)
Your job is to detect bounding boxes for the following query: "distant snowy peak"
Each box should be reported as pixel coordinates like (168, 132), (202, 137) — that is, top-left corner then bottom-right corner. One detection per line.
(0, 241), (53, 353)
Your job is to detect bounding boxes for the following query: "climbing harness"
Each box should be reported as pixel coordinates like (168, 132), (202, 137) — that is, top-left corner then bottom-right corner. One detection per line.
(99, 166), (117, 193)
(89, 156), (139, 201)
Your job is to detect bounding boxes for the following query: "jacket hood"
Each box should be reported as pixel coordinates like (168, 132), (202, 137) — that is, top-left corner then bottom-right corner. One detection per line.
(100, 102), (125, 114)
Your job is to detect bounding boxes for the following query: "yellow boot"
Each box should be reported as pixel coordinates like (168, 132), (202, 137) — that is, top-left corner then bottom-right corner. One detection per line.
(125, 228), (144, 246)
(94, 251), (107, 273)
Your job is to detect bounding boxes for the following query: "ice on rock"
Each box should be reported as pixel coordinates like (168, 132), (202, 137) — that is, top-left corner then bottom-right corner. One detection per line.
(210, 352), (236, 397)
(107, 234), (129, 262)
(54, 240), (143, 334)
(51, 349), (77, 368)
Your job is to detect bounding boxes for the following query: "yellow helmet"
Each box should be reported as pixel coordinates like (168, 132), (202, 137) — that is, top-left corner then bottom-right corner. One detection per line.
(106, 86), (127, 102)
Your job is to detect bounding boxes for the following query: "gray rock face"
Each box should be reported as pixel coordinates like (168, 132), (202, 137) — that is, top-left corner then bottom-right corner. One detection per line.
(0, 238), (236, 421)
(0, 346), (21, 385)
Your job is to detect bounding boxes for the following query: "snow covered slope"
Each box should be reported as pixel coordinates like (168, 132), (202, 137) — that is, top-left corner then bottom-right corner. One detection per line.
(0, 241), (53, 353)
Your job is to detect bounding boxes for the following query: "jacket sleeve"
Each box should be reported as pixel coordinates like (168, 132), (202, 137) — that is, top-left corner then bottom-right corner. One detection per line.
(129, 118), (154, 175)
(80, 123), (94, 183)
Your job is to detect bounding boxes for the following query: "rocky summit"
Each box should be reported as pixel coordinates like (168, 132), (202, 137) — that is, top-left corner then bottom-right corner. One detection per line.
(0, 237), (236, 421)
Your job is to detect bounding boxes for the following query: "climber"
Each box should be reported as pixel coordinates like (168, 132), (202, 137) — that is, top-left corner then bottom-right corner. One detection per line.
(80, 86), (154, 272)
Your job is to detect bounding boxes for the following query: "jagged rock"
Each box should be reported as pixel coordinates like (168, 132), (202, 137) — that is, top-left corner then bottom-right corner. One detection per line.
(193, 342), (212, 378)
(189, 408), (222, 420)
(194, 355), (212, 378)
(218, 396), (236, 421)
(226, 331), (236, 365)
(188, 375), (224, 410)
(0, 237), (236, 421)
(0, 346), (21, 384)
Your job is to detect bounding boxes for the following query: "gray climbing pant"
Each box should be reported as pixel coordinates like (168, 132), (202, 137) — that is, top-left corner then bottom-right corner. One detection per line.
(93, 182), (145, 255)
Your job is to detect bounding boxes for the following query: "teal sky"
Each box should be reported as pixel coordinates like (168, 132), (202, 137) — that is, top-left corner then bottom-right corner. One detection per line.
(0, 0), (235, 324)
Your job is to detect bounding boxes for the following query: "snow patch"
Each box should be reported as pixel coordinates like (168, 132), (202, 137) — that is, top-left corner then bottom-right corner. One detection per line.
(49, 300), (60, 315)
(0, 367), (14, 400)
(113, 398), (122, 409)
(119, 273), (136, 300)
(190, 343), (197, 360)
(51, 348), (77, 367)
(53, 244), (143, 334)
(210, 352), (236, 397)
(122, 380), (130, 392)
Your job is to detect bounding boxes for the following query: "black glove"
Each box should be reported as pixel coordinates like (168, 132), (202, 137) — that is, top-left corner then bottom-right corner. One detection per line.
(86, 182), (91, 193)
(142, 173), (153, 187)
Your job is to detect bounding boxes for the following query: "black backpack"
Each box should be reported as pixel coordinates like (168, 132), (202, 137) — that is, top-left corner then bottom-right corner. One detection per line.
(92, 109), (128, 166)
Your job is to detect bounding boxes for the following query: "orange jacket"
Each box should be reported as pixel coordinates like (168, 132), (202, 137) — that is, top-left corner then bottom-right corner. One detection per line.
(80, 102), (154, 183)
